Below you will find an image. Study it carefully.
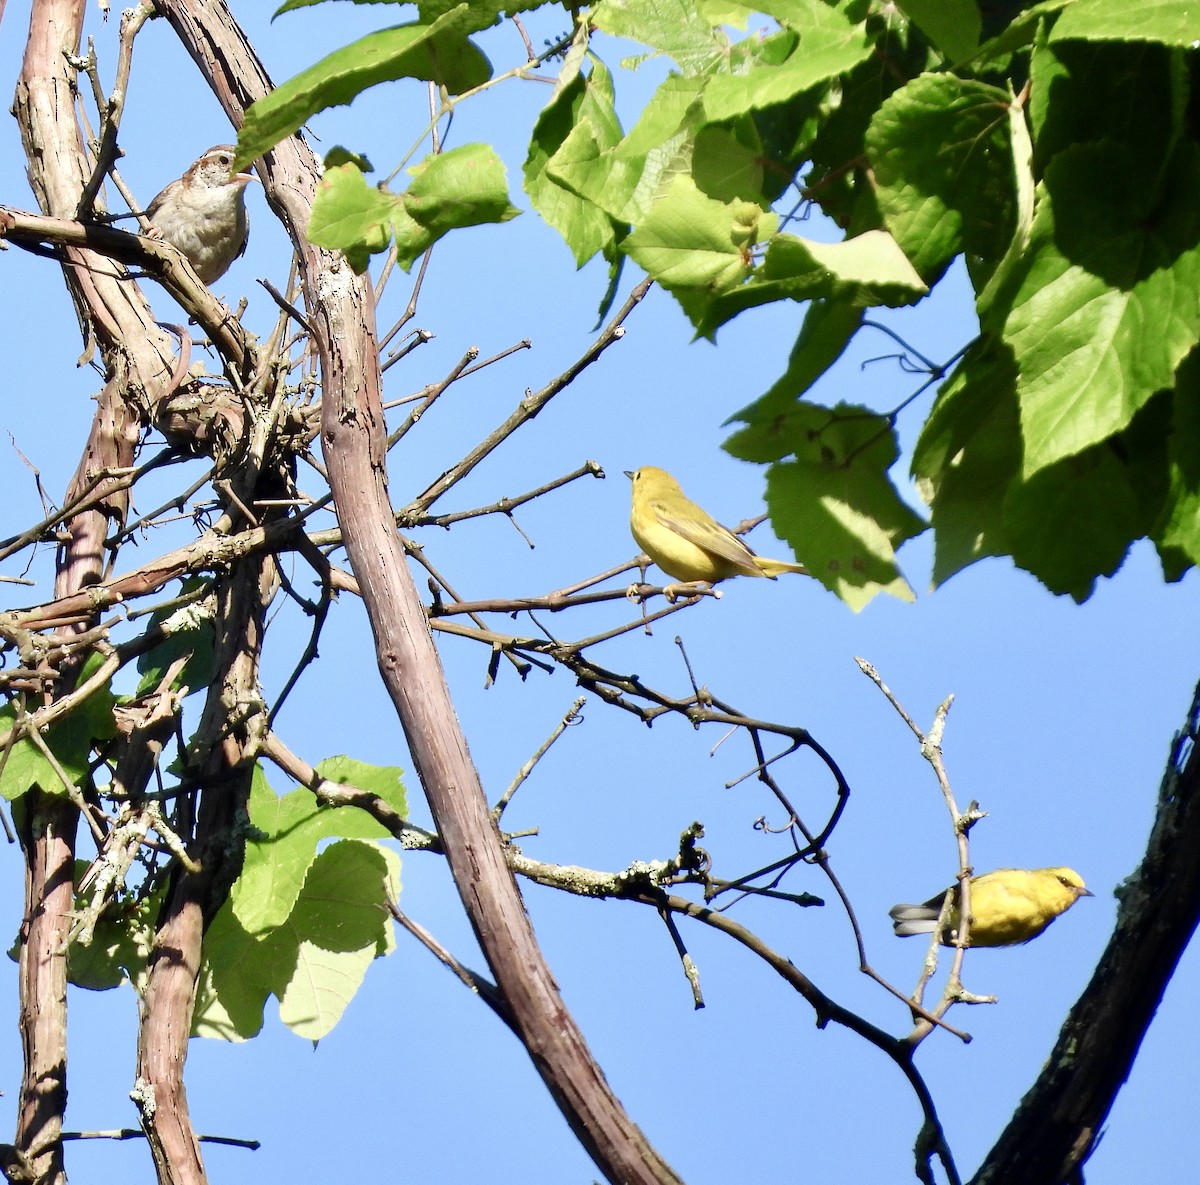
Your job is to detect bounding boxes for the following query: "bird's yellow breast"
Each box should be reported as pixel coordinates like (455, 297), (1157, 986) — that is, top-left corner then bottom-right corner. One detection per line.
(955, 868), (1087, 946)
(630, 499), (746, 583)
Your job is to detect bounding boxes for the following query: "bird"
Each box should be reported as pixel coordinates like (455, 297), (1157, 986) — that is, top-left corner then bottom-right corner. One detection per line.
(626, 466), (807, 586)
(889, 867), (1093, 948)
(145, 145), (254, 284)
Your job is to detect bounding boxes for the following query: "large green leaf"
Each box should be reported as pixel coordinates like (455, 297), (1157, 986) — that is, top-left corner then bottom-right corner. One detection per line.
(1003, 142), (1200, 477)
(701, 3), (875, 123)
(196, 840), (400, 1041)
(622, 174), (772, 291)
(524, 56), (625, 266)
(728, 401), (925, 608)
(233, 760), (405, 935)
(236, 6), (492, 167)
(590, 0), (730, 74)
(1049, 0), (1200, 45)
(866, 74), (1014, 286)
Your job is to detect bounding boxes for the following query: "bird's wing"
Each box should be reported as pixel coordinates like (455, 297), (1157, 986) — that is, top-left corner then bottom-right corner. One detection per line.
(651, 499), (762, 577)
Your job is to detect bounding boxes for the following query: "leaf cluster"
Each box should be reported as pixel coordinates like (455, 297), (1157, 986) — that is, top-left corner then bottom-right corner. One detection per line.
(237, 0), (1200, 607)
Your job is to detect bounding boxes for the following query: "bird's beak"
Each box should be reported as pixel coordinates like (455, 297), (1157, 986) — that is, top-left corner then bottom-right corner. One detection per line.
(234, 172), (256, 187)
(1078, 887), (1095, 897)
(623, 470), (634, 480)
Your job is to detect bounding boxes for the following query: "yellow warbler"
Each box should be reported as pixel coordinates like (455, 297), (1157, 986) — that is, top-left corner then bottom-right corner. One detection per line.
(626, 466), (807, 584)
(889, 867), (1092, 947)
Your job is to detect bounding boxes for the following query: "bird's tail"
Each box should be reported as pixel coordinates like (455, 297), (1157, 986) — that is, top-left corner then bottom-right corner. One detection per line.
(754, 557), (808, 578)
(888, 904), (940, 938)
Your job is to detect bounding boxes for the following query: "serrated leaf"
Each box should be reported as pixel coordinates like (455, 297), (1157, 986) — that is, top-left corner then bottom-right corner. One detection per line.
(622, 174), (770, 291)
(404, 143), (522, 238)
(525, 57), (624, 266)
(236, 6), (492, 167)
(866, 73), (1014, 286)
(1049, 0), (1200, 45)
(1004, 142), (1200, 477)
(591, 0), (728, 74)
(1004, 440), (1146, 600)
(275, 843), (399, 1039)
(701, 2), (874, 122)
(735, 404), (925, 608)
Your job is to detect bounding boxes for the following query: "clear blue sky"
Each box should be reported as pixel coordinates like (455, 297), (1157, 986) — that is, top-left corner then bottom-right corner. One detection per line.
(1, 3), (1197, 1182)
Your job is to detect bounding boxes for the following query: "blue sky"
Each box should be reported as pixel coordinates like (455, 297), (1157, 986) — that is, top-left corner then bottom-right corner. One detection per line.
(1, 2), (1198, 1182)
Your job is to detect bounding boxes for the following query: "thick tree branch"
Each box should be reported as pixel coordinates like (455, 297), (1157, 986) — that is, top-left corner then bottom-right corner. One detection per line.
(148, 1), (684, 1179)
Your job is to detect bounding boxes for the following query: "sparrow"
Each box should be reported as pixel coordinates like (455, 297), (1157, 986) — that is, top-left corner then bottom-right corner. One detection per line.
(145, 145), (255, 284)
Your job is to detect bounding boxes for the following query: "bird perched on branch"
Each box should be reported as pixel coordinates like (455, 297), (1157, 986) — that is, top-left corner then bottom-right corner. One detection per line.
(889, 867), (1093, 947)
(146, 145), (254, 284)
(626, 466), (807, 587)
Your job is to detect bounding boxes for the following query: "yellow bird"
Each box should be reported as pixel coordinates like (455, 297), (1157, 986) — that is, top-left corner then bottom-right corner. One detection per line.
(889, 867), (1093, 947)
(626, 466), (807, 585)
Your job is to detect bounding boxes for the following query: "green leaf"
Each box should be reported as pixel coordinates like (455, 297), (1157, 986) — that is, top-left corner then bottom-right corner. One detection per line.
(309, 145), (520, 272)
(275, 843), (399, 1039)
(196, 840), (400, 1041)
(1049, 0), (1200, 45)
(1003, 402), (1171, 601)
(894, 0), (980, 61)
(308, 161), (409, 272)
(701, 1), (875, 122)
(688, 228), (925, 337)
(590, 0), (729, 74)
(912, 340), (1022, 585)
(0, 654), (116, 801)
(403, 142), (522, 238)
(1003, 142), (1200, 477)
(761, 410), (925, 610)
(524, 57), (624, 266)
(622, 174), (772, 291)
(1029, 38), (1183, 181)
(236, 6), (492, 168)
(865, 73), (1014, 286)
(315, 754), (408, 816)
(961, 0), (1070, 69)
(233, 761), (404, 935)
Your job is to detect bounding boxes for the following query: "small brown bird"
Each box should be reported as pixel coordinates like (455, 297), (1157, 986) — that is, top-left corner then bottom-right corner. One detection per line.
(146, 145), (254, 284)
(626, 466), (807, 585)
(889, 867), (1093, 947)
